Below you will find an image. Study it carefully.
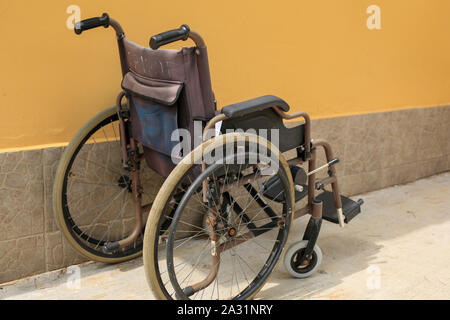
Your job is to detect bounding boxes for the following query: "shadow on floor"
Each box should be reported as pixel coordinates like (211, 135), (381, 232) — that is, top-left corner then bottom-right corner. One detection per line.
(258, 172), (450, 299)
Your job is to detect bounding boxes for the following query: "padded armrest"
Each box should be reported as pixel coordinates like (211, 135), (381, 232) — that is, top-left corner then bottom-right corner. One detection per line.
(221, 95), (290, 118)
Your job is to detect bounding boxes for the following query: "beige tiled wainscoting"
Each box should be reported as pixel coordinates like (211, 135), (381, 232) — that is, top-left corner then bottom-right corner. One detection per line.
(0, 105), (449, 284)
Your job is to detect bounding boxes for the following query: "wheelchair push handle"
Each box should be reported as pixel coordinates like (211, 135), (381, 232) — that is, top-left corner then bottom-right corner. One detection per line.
(74, 13), (110, 35)
(149, 25), (191, 50)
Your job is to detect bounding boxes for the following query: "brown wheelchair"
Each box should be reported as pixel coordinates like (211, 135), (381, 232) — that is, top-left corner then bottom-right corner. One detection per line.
(53, 14), (363, 300)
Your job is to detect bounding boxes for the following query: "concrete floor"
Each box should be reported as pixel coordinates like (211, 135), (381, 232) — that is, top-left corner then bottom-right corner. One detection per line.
(1, 172), (449, 300)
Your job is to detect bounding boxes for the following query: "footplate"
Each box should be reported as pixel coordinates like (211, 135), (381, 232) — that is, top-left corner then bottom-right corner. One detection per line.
(262, 166), (308, 203)
(262, 179), (307, 202)
(316, 191), (364, 224)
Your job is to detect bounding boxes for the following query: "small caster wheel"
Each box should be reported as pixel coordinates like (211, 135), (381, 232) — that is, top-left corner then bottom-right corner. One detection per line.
(284, 240), (322, 278)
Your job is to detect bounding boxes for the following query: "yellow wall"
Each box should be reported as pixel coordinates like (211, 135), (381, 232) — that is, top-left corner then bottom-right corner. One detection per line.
(1, 0), (450, 151)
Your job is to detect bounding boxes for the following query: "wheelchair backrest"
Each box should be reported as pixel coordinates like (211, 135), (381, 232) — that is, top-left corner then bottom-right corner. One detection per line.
(119, 38), (217, 177)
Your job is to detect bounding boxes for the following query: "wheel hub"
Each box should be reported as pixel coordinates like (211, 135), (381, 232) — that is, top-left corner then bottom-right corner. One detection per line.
(228, 227), (237, 237)
(292, 248), (316, 272)
(117, 175), (132, 192)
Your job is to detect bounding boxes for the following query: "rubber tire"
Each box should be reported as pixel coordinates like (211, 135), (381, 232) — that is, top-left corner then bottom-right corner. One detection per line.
(284, 240), (322, 279)
(143, 132), (295, 300)
(52, 106), (142, 264)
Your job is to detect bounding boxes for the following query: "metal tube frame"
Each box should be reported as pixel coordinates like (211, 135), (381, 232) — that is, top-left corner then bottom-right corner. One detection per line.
(200, 106), (343, 221)
(106, 19), (210, 250)
(184, 105), (345, 296)
(106, 18), (345, 292)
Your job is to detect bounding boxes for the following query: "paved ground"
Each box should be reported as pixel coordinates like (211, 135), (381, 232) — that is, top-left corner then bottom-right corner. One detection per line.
(1, 172), (449, 300)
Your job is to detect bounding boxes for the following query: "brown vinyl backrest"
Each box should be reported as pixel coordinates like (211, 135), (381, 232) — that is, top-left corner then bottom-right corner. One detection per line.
(119, 38), (216, 177)
(122, 38), (216, 121)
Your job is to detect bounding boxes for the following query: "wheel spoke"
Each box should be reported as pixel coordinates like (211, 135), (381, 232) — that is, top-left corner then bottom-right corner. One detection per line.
(147, 136), (295, 300)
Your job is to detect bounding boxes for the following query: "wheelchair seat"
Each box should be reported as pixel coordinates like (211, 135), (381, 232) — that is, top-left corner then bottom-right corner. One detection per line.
(220, 95), (304, 153)
(221, 95), (290, 118)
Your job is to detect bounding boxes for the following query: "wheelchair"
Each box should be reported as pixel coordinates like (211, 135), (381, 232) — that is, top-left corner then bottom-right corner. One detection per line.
(53, 14), (364, 300)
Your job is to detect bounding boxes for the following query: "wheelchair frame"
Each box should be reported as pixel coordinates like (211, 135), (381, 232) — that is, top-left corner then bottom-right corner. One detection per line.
(55, 13), (364, 299)
(201, 107), (346, 266)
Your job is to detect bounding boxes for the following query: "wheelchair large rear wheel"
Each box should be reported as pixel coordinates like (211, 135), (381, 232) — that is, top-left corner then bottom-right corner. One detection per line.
(53, 106), (163, 263)
(143, 133), (295, 300)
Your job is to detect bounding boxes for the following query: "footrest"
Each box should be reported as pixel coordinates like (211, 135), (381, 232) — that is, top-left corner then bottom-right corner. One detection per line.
(262, 166), (308, 203)
(316, 191), (364, 224)
(262, 180), (307, 203)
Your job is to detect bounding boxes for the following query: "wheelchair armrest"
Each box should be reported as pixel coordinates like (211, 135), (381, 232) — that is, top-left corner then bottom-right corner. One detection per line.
(221, 95), (290, 118)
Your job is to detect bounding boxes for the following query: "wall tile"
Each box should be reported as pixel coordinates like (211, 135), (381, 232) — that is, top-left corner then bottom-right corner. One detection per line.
(417, 156), (449, 179)
(44, 230), (87, 273)
(43, 147), (64, 233)
(0, 150), (44, 241)
(0, 235), (45, 284)
(45, 231), (64, 271)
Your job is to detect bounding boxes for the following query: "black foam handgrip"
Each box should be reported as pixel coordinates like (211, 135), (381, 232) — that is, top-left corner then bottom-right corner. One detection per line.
(74, 13), (110, 35)
(149, 25), (190, 50)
